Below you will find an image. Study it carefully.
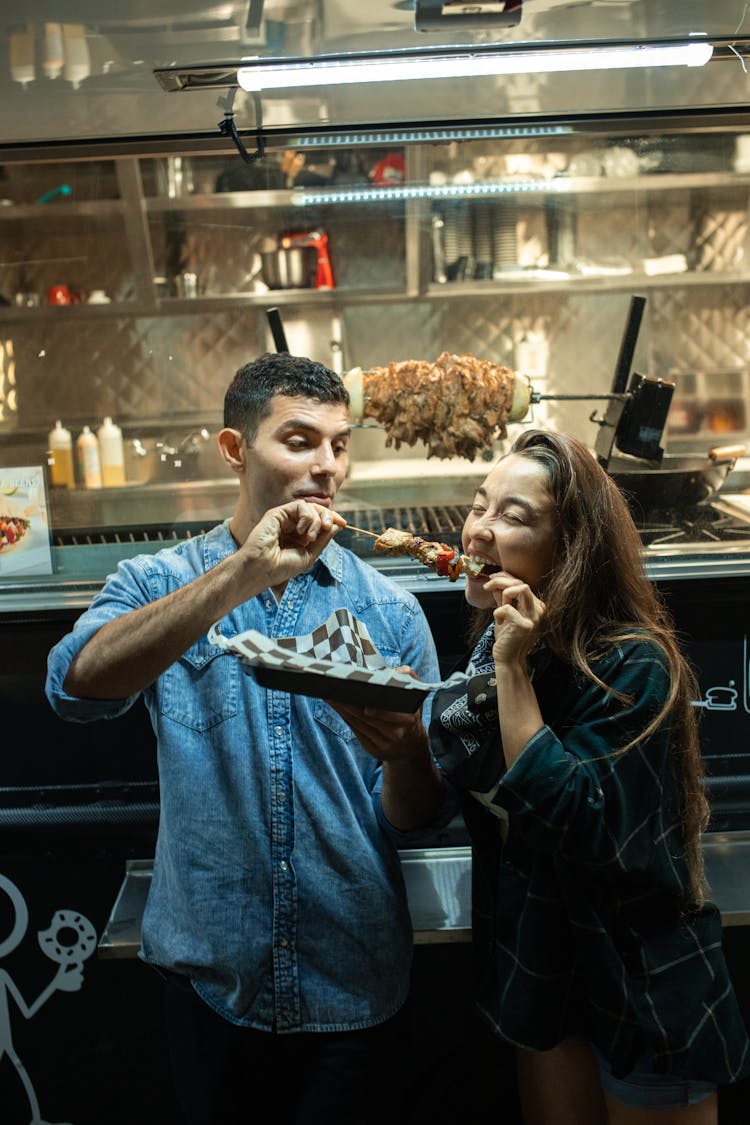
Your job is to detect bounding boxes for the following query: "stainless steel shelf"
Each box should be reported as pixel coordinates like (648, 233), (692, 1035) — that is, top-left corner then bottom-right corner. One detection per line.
(139, 172), (750, 212)
(0, 289), (408, 320)
(97, 848), (473, 959)
(156, 287), (408, 310)
(4, 273), (748, 326)
(0, 199), (125, 220)
(703, 831), (750, 927)
(427, 270), (750, 299)
(0, 302), (156, 320)
(145, 189), (296, 211)
(97, 832), (750, 959)
(5, 162), (748, 320)
(643, 547), (750, 581)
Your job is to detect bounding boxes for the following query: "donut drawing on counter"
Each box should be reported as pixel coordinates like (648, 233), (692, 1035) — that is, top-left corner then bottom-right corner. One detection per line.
(0, 872), (97, 1124)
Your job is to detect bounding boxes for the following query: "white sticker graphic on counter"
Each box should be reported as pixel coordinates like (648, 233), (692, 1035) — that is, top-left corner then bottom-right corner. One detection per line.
(690, 635), (750, 714)
(0, 873), (96, 1124)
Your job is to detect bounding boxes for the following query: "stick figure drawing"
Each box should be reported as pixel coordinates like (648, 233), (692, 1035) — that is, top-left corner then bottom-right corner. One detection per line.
(0, 872), (97, 1125)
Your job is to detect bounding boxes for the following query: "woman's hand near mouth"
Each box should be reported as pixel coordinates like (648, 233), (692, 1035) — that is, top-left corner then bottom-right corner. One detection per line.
(483, 570), (546, 668)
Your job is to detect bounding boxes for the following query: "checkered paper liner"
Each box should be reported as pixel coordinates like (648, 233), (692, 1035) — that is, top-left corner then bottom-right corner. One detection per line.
(208, 609), (440, 712)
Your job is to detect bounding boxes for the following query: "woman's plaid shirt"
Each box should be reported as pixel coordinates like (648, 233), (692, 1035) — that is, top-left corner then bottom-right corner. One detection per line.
(429, 630), (750, 1083)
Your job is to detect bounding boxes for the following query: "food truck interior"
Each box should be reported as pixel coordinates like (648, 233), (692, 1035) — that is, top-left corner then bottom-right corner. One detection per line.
(2, 2), (750, 1121)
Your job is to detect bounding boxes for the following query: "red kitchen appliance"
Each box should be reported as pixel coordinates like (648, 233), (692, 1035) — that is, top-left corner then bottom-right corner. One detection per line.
(279, 229), (335, 290)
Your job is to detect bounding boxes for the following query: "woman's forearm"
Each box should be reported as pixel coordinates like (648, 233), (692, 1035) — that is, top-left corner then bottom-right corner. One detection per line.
(494, 660), (545, 769)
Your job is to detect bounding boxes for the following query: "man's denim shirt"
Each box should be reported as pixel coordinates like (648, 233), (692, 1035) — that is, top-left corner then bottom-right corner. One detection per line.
(46, 521), (451, 1031)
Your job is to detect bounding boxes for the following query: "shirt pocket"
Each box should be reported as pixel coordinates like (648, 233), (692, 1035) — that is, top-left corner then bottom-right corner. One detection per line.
(160, 640), (239, 732)
(313, 699), (356, 743)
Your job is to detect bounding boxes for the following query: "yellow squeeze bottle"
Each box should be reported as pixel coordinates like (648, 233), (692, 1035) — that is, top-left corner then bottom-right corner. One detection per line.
(47, 419), (75, 488)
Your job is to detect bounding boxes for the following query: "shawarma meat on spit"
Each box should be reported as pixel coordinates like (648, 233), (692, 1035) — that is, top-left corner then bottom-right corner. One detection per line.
(343, 351), (531, 461)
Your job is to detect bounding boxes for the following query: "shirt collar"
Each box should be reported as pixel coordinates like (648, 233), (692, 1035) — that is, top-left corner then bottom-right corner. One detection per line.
(202, 518), (346, 582)
(202, 519), (238, 571)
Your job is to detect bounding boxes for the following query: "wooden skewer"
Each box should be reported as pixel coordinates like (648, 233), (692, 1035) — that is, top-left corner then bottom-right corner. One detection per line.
(345, 523), (380, 539)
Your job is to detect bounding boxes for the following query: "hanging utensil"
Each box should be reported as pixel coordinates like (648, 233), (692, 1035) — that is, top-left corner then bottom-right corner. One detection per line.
(266, 307), (289, 353)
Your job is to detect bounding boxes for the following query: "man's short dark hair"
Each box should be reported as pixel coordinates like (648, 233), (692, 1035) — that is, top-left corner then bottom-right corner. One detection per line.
(224, 352), (350, 443)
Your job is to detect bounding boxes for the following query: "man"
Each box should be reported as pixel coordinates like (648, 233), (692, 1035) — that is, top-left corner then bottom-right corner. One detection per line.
(45, 353), (450, 1124)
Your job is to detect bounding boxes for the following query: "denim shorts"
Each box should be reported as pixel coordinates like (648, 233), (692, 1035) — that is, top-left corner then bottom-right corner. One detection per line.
(594, 1047), (716, 1109)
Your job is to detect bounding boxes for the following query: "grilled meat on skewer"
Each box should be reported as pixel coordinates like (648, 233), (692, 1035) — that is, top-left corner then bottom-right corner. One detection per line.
(373, 526), (495, 583)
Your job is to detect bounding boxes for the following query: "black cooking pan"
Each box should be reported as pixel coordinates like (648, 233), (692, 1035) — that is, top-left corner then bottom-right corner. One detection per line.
(608, 444), (746, 512)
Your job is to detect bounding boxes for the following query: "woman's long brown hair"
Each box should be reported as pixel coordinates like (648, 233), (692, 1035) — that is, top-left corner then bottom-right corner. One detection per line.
(468, 429), (709, 907)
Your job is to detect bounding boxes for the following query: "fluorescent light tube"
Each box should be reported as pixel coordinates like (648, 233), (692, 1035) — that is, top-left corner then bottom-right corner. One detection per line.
(237, 42), (713, 92)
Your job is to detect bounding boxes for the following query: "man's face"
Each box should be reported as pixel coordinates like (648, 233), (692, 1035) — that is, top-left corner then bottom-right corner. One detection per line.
(242, 395), (351, 520)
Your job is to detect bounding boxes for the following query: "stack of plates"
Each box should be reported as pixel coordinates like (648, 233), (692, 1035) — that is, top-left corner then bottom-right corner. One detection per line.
(492, 201), (519, 275)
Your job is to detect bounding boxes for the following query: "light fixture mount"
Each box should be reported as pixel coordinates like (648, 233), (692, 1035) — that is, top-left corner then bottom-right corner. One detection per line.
(415, 0), (523, 32)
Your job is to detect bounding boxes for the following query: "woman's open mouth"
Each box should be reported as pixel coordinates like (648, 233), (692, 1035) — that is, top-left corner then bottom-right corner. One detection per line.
(462, 554), (500, 579)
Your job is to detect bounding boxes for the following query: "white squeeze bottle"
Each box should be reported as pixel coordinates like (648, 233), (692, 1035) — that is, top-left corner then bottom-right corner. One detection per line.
(97, 416), (126, 487)
(76, 425), (102, 488)
(62, 24), (90, 89)
(47, 420), (75, 488)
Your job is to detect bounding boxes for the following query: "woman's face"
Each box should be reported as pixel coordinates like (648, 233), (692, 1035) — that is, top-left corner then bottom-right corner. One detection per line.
(462, 452), (559, 608)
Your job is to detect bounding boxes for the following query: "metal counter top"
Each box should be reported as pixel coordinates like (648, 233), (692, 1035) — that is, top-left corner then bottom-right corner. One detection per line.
(3, 485), (750, 615)
(97, 833), (750, 959)
(2, 540), (750, 616)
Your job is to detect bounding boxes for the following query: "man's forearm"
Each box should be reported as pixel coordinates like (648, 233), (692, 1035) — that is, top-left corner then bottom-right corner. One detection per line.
(61, 497), (343, 701)
(63, 552), (265, 700)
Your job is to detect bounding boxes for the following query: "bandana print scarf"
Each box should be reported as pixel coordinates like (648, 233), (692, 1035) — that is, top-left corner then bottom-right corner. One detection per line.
(428, 625), (507, 792)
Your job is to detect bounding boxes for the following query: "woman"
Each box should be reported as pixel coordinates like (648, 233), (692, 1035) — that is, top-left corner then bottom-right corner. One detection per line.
(424, 428), (749, 1123)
